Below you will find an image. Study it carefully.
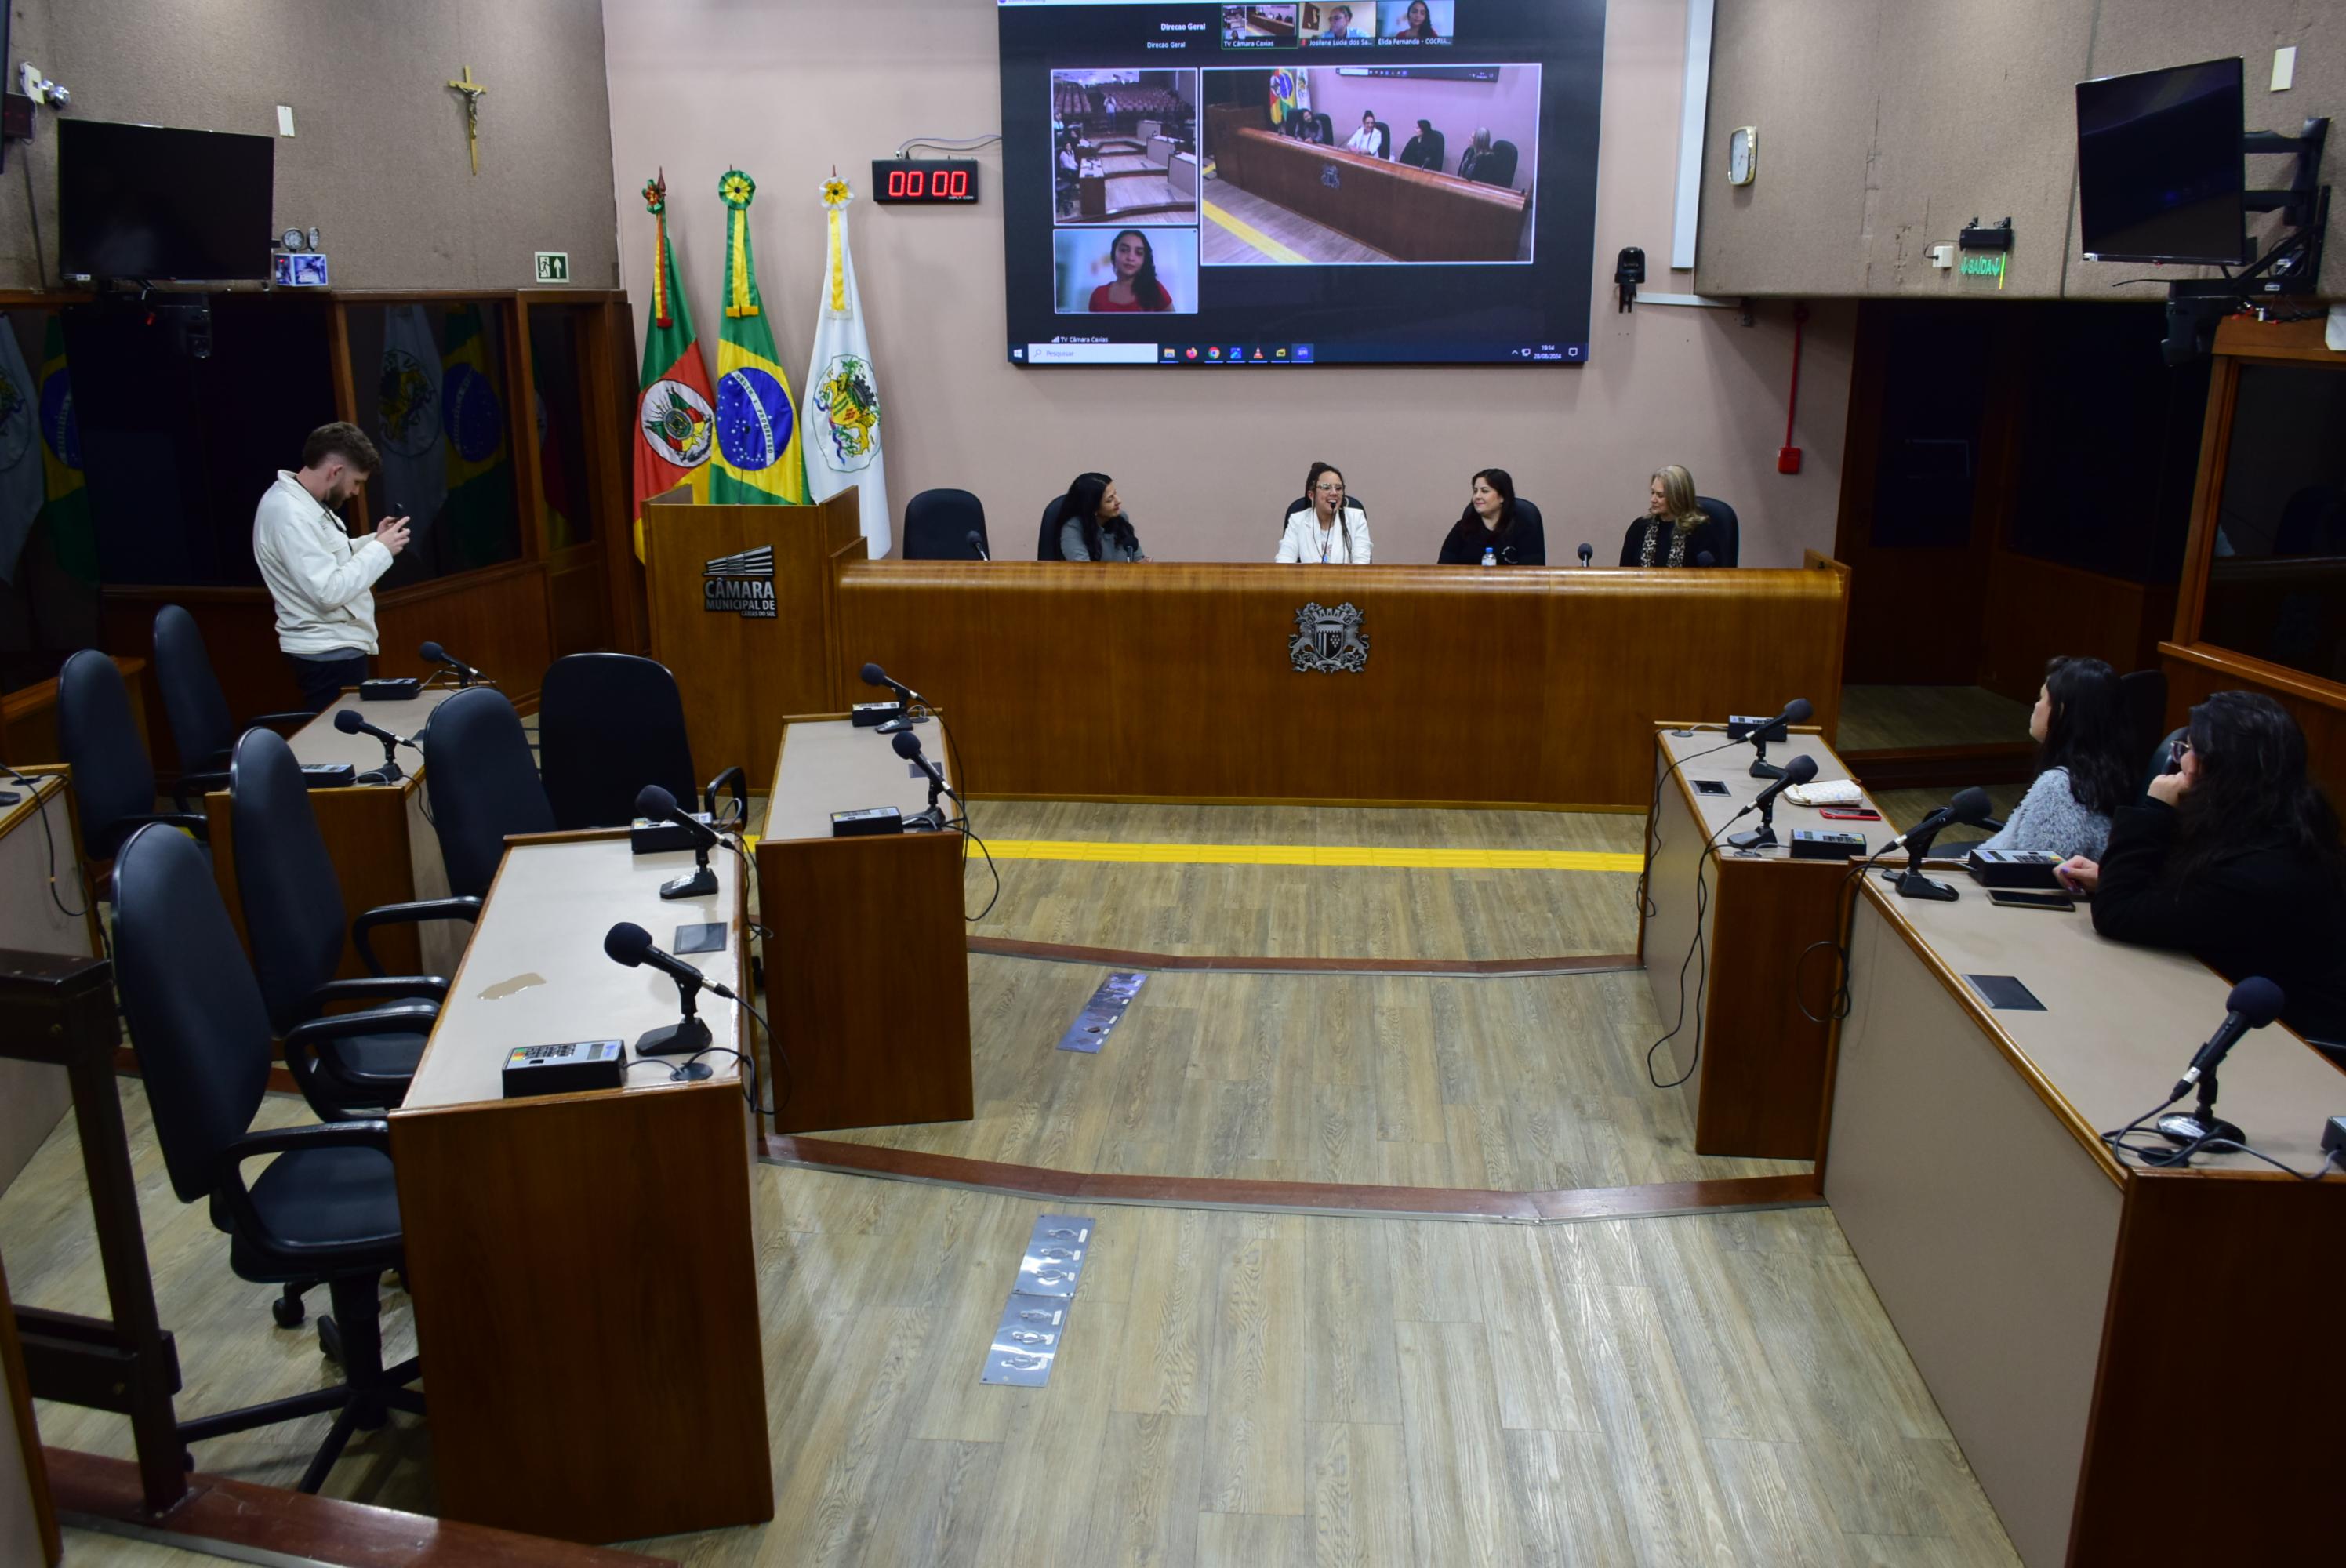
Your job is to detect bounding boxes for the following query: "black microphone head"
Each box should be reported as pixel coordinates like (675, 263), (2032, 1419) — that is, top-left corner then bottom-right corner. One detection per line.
(860, 662), (888, 688)
(1696, 551), (1716, 567)
(891, 730), (923, 760)
(966, 530), (984, 547)
(1577, 542), (1593, 563)
(333, 708), (365, 734)
(604, 920), (654, 967)
(1782, 754), (1819, 785)
(634, 783), (679, 820)
(1781, 697), (1814, 724)
(419, 641), (446, 665)
(2227, 977), (2285, 1029)
(1948, 786), (1993, 826)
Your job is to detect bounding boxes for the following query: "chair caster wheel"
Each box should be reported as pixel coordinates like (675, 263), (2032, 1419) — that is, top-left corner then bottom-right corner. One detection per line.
(317, 1316), (344, 1366)
(272, 1293), (306, 1329)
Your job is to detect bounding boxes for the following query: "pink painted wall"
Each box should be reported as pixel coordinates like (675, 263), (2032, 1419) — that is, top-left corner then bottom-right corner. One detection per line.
(602, 0), (1851, 567)
(1304, 63), (1541, 187)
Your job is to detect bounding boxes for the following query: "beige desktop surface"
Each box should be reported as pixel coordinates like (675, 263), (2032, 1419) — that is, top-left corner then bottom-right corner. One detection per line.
(294, 688), (459, 774)
(1854, 874), (2346, 1177)
(401, 835), (743, 1112)
(1658, 724), (1884, 860)
(763, 717), (951, 844)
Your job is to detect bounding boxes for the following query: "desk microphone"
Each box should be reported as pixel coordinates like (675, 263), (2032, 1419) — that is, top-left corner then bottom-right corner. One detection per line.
(1577, 542), (1593, 566)
(1743, 696), (1812, 780)
(892, 729), (961, 831)
(859, 661), (930, 734)
(1879, 786), (1993, 901)
(967, 531), (990, 561)
(2155, 977), (2284, 1152)
(1725, 754), (1816, 850)
(419, 640), (485, 688)
(1697, 550), (1716, 567)
(634, 784), (720, 899)
(333, 707), (416, 782)
(604, 920), (732, 1062)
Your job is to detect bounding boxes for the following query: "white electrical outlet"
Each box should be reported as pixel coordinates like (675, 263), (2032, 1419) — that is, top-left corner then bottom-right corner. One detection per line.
(2272, 47), (2297, 93)
(277, 104), (296, 136)
(1929, 244), (1956, 269)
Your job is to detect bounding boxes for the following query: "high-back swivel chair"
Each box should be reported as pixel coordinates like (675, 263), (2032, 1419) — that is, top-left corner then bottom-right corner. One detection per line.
(151, 604), (313, 776)
(423, 688), (557, 899)
(536, 654), (746, 832)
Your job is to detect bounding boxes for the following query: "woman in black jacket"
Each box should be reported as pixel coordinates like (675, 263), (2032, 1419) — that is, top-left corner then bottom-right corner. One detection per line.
(2057, 690), (2346, 1049)
(1436, 468), (1544, 564)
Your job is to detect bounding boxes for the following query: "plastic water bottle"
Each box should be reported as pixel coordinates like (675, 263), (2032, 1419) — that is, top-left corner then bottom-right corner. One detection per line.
(1480, 546), (1497, 568)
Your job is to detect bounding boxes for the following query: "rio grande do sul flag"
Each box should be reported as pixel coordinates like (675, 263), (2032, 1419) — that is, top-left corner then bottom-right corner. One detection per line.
(804, 177), (889, 558)
(710, 169), (808, 506)
(632, 173), (716, 559)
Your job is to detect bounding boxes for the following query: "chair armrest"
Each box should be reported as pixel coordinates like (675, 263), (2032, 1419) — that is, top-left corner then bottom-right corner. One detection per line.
(351, 896), (481, 976)
(120, 811), (210, 844)
(703, 766), (749, 827)
(214, 1120), (395, 1258)
(243, 710), (317, 731)
(281, 1004), (438, 1106)
(169, 770), (231, 813)
(303, 975), (448, 1011)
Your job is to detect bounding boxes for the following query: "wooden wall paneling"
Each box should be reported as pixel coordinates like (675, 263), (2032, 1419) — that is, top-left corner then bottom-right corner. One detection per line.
(1977, 554), (2179, 699)
(601, 300), (650, 655)
(0, 658), (147, 775)
(1693, 853), (1845, 1157)
(2068, 1172), (2346, 1559)
(2172, 353), (2242, 650)
(547, 552), (607, 659)
(505, 300), (547, 568)
(835, 564), (1849, 808)
(374, 562), (554, 706)
(325, 297), (376, 534)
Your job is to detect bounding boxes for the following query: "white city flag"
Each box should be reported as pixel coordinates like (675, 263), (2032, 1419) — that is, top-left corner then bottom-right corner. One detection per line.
(804, 179), (889, 557)
(375, 304), (448, 532)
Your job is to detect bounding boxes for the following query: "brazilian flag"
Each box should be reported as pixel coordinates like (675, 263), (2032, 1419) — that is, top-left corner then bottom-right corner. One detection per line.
(710, 169), (808, 505)
(38, 317), (94, 585)
(441, 303), (515, 568)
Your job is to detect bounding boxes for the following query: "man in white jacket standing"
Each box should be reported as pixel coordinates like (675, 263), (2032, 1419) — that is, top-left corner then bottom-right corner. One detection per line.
(253, 423), (411, 710)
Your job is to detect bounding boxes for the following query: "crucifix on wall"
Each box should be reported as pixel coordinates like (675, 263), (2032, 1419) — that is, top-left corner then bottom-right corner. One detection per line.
(447, 64), (487, 176)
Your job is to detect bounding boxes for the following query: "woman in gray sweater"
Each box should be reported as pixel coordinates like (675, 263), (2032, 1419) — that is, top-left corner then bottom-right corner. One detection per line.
(1971, 655), (2137, 860)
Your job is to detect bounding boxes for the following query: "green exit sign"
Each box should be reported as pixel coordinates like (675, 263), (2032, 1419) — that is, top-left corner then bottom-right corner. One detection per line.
(534, 251), (570, 283)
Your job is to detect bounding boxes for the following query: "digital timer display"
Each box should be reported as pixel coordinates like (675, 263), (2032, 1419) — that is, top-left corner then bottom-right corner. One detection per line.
(871, 159), (980, 205)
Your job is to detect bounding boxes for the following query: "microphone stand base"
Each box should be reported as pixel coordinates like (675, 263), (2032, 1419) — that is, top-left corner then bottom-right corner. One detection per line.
(2154, 1111), (2243, 1151)
(1749, 757), (1785, 780)
(634, 1015), (715, 1070)
(875, 713), (929, 735)
(1886, 868), (1959, 901)
(659, 863), (719, 900)
(1725, 825), (1778, 851)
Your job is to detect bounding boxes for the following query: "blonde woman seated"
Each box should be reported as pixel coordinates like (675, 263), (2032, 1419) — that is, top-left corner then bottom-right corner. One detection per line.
(1276, 461), (1373, 564)
(1620, 463), (1729, 566)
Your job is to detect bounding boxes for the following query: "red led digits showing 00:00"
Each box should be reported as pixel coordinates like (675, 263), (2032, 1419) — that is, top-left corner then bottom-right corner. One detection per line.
(888, 169), (928, 198)
(945, 169), (968, 198)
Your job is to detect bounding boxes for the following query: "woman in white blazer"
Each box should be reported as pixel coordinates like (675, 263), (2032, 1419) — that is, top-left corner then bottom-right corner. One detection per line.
(1276, 462), (1373, 564)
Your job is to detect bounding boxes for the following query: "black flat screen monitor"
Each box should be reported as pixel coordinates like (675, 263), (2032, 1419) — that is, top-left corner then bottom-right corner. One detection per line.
(60, 119), (276, 281)
(1000, 0), (1607, 367)
(2075, 56), (2250, 267)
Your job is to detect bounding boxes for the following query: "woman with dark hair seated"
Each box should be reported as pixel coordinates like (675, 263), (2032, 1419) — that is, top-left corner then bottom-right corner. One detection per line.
(1057, 471), (1147, 561)
(2057, 691), (2346, 1047)
(1620, 464), (1728, 567)
(1959, 656), (2135, 859)
(1436, 468), (1543, 564)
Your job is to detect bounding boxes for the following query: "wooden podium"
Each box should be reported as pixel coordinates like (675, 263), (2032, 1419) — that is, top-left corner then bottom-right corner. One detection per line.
(643, 487), (865, 789)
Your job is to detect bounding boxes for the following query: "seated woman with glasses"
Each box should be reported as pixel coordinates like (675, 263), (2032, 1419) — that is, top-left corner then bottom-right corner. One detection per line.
(1276, 462), (1372, 564)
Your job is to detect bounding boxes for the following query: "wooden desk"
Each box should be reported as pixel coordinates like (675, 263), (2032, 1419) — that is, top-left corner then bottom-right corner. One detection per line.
(1213, 125), (1527, 260)
(202, 690), (460, 981)
(0, 774), (98, 1192)
(1640, 726), (1884, 1158)
(1825, 877), (2345, 1564)
(835, 560), (1850, 808)
(389, 833), (770, 1544)
(758, 719), (972, 1133)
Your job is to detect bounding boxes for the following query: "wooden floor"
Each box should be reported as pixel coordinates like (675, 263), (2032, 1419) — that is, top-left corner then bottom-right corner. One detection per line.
(1202, 187), (1389, 265)
(1838, 686), (2031, 753)
(1059, 157), (1197, 223)
(4, 1089), (2019, 1566)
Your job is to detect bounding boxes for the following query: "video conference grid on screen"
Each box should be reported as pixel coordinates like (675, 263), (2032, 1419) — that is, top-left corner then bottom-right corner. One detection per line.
(1000, 0), (1605, 367)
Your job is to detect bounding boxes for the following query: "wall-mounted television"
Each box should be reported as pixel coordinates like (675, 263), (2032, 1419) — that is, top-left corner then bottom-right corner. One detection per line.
(2076, 56), (2250, 267)
(998, 0), (1607, 367)
(60, 119), (275, 282)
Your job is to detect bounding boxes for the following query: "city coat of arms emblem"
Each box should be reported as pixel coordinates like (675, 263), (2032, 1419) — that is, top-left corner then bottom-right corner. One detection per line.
(1289, 601), (1369, 673)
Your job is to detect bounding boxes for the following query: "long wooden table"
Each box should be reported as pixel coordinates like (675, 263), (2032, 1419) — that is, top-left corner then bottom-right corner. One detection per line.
(758, 717), (972, 1133)
(1212, 125), (1527, 260)
(389, 831), (770, 1544)
(835, 559), (1851, 808)
(1825, 874), (2345, 1564)
(202, 689), (462, 980)
(1641, 725), (1887, 1158)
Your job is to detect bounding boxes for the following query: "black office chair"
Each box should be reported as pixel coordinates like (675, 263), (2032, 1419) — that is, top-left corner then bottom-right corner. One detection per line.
(2141, 726), (2188, 802)
(230, 728), (471, 1110)
(423, 687), (556, 899)
(1694, 496), (1741, 566)
(902, 488), (990, 561)
(1373, 123), (1392, 158)
(1038, 495), (1071, 560)
(2118, 670), (2170, 782)
(1482, 140), (1520, 187)
(1315, 113), (1335, 144)
(56, 648), (212, 872)
(111, 822), (423, 1494)
(537, 653), (746, 831)
(151, 604), (312, 777)
(1422, 129), (1447, 172)
(1281, 493), (1369, 532)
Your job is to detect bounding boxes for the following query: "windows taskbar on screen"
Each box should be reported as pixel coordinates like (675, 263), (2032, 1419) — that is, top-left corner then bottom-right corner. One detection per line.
(1012, 340), (1588, 365)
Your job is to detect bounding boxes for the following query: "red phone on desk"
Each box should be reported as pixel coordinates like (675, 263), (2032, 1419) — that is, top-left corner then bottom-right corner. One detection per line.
(1819, 808), (1881, 821)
